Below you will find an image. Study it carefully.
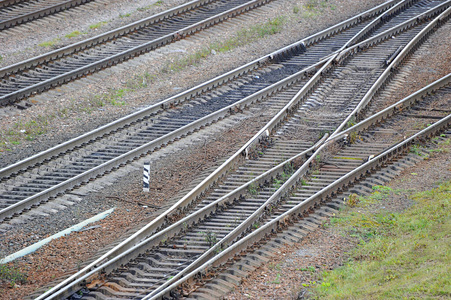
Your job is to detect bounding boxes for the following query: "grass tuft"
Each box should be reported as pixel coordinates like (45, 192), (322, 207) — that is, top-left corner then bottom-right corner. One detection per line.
(300, 0), (336, 19)
(89, 21), (108, 30)
(162, 17), (285, 73)
(0, 264), (28, 286)
(95, 89), (129, 107)
(119, 13), (131, 18)
(65, 31), (83, 39)
(0, 116), (49, 152)
(38, 38), (60, 47)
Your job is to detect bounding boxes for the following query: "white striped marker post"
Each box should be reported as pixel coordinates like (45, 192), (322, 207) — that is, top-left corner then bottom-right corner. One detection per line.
(143, 162), (150, 192)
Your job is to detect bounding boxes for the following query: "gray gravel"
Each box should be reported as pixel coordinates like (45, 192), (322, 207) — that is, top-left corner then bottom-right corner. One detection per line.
(0, 0), (386, 167)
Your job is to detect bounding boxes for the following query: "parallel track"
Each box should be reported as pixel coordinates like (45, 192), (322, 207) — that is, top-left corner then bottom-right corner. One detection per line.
(3, 0), (434, 106)
(0, 0), (276, 106)
(3, 0), (434, 223)
(34, 4), (451, 298)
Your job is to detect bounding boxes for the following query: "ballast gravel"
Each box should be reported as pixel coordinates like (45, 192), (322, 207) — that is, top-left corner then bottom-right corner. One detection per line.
(1, 0), (450, 299)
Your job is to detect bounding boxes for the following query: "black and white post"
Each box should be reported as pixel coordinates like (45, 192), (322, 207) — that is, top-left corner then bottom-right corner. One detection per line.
(143, 162), (150, 192)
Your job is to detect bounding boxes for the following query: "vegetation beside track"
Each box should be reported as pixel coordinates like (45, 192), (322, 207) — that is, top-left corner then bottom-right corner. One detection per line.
(162, 16), (286, 73)
(312, 177), (451, 299)
(0, 263), (28, 288)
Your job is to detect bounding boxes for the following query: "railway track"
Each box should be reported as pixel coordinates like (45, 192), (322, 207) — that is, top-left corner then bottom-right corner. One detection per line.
(108, 77), (451, 300)
(0, 0), (96, 30)
(2, 0), (434, 107)
(0, 0), (278, 106)
(33, 4), (451, 298)
(3, 0), (439, 224)
(186, 93), (451, 300)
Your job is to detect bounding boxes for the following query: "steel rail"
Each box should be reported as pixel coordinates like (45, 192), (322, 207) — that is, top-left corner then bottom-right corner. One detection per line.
(147, 140), (319, 299)
(330, 2), (451, 139)
(42, 17), (430, 292)
(33, 55), (329, 299)
(94, 55), (333, 260)
(344, 0), (420, 47)
(24, 4), (441, 296)
(335, 0), (451, 64)
(147, 7), (451, 297)
(0, 0), (216, 78)
(0, 0), (403, 179)
(40, 134), (326, 300)
(0, 0), (402, 180)
(0, 57), (324, 222)
(268, 0), (401, 59)
(329, 72), (451, 143)
(0, 56), (266, 180)
(0, 0), (401, 107)
(151, 85), (451, 300)
(39, 43), (362, 297)
(35, 5), (446, 297)
(0, 0), (398, 78)
(9, 0), (421, 221)
(142, 136), (329, 299)
(0, 0), (437, 240)
(0, 0), (275, 105)
(0, 0), (95, 30)
(35, 12), (402, 294)
(270, 0), (431, 64)
(0, 0), (392, 179)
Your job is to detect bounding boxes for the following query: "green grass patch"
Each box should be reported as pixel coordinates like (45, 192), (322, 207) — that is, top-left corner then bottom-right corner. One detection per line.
(89, 21), (108, 30)
(430, 138), (451, 153)
(215, 16), (286, 52)
(248, 182), (258, 195)
(0, 86), (135, 151)
(38, 38), (60, 47)
(90, 88), (131, 108)
(0, 116), (49, 152)
(162, 17), (285, 73)
(163, 47), (211, 73)
(301, 0), (336, 19)
(65, 31), (83, 39)
(125, 72), (157, 89)
(312, 181), (451, 299)
(304, 0), (329, 10)
(119, 13), (131, 18)
(271, 273), (281, 284)
(410, 144), (424, 156)
(0, 264), (28, 286)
